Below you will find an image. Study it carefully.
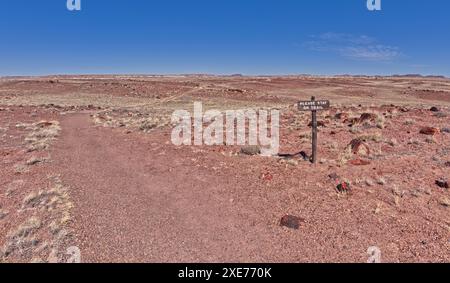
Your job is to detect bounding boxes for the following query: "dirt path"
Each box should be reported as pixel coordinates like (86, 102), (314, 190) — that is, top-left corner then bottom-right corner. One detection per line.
(49, 113), (450, 263)
(50, 114), (289, 263)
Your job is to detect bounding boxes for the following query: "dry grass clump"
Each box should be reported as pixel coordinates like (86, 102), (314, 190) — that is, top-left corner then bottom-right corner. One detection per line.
(338, 146), (354, 166)
(26, 156), (47, 166)
(23, 121), (61, 152)
(376, 177), (387, 186)
(299, 131), (312, 143)
(440, 198), (450, 207)
(22, 181), (72, 213)
(425, 136), (437, 144)
(350, 126), (363, 134)
(1, 217), (42, 259)
(358, 132), (383, 143)
(407, 138), (421, 145)
(2, 177), (74, 263)
(375, 116), (386, 129)
(93, 110), (171, 133)
(404, 119), (415, 125)
(14, 164), (29, 174)
(6, 180), (25, 197)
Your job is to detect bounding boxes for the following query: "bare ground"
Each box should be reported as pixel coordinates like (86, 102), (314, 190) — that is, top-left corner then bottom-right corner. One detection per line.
(0, 75), (449, 263)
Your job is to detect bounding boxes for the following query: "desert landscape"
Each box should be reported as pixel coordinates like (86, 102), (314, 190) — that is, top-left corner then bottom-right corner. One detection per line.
(0, 75), (449, 263)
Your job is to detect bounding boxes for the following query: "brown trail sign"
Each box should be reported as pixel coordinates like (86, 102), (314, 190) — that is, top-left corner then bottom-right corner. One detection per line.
(298, 97), (330, 164)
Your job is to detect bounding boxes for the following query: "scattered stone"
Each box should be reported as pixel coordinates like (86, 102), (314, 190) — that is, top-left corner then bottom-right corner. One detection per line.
(441, 128), (450, 134)
(435, 179), (449, 189)
(348, 159), (371, 166)
(444, 161), (450, 167)
(420, 127), (440, 136)
(280, 215), (304, 230)
(430, 107), (440, 112)
(358, 113), (378, 124)
(240, 145), (261, 156)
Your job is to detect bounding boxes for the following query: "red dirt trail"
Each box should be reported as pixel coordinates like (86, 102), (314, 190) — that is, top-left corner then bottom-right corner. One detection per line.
(49, 113), (450, 263)
(51, 114), (297, 263)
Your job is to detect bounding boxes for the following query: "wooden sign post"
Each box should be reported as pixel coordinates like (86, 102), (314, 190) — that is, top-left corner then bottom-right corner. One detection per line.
(298, 97), (330, 164)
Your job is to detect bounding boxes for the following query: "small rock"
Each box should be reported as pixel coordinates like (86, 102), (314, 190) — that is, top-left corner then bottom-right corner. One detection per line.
(420, 127), (440, 136)
(441, 128), (450, 134)
(240, 145), (261, 156)
(435, 179), (449, 189)
(430, 107), (440, 112)
(280, 215), (304, 230)
(444, 161), (450, 167)
(348, 159), (371, 166)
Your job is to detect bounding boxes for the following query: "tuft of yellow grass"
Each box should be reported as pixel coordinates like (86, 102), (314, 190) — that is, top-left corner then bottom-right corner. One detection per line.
(24, 121), (61, 152)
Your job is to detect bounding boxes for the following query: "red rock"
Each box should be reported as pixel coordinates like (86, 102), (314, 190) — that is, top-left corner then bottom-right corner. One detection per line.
(430, 107), (440, 112)
(280, 215), (304, 230)
(420, 127), (440, 135)
(436, 179), (449, 189)
(348, 159), (371, 166)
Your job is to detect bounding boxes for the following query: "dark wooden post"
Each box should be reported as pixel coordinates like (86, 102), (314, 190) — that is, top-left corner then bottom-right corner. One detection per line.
(298, 97), (329, 164)
(311, 96), (317, 164)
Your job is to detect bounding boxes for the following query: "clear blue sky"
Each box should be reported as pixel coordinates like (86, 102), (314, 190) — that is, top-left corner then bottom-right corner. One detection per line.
(1, 0), (449, 76)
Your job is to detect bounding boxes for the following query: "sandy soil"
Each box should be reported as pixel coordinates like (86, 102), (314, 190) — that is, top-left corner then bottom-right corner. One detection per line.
(0, 75), (449, 263)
